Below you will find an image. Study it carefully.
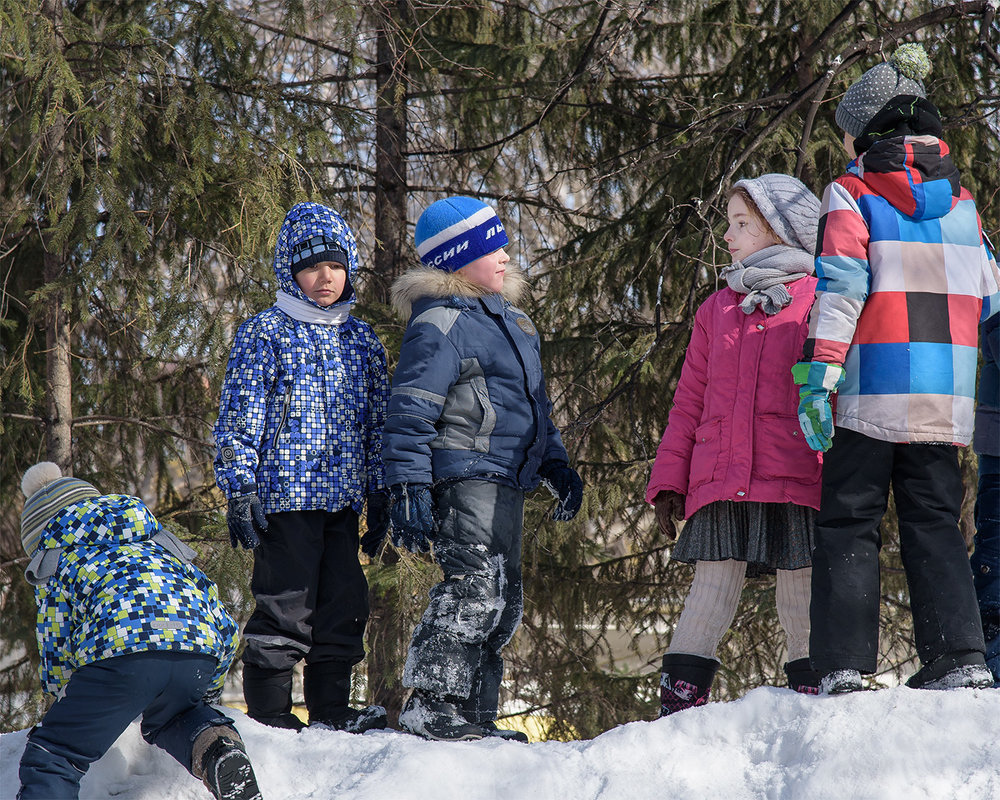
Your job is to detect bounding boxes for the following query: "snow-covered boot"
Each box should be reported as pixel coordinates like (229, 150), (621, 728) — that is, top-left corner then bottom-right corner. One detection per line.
(192, 727), (263, 800)
(399, 689), (488, 741)
(820, 668), (863, 694)
(303, 662), (387, 733)
(659, 653), (720, 717)
(242, 664), (304, 731)
(906, 650), (994, 690)
(783, 658), (821, 695)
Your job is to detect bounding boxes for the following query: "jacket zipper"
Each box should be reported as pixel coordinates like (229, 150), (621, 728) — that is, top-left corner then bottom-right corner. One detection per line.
(272, 385), (292, 449)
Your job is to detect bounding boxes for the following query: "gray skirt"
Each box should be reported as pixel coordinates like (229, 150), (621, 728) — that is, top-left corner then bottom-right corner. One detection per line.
(671, 500), (815, 576)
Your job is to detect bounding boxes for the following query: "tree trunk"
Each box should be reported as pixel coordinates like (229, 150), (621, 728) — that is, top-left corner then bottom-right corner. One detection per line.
(40, 0), (73, 473)
(367, 0), (412, 725)
(371, 0), (410, 305)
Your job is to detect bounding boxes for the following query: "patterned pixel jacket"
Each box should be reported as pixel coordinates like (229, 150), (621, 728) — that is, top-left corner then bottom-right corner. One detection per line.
(31, 495), (239, 696)
(213, 203), (389, 513)
(803, 135), (1000, 444)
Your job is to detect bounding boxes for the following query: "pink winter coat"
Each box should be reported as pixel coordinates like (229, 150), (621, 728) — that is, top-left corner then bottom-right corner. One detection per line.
(646, 276), (822, 518)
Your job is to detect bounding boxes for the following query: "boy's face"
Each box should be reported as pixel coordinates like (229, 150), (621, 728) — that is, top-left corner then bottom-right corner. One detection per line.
(294, 261), (347, 306)
(724, 194), (780, 263)
(457, 248), (509, 293)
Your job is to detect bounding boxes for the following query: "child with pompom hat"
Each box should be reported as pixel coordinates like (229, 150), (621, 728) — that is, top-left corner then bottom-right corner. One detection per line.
(16, 462), (262, 800)
(792, 43), (1000, 693)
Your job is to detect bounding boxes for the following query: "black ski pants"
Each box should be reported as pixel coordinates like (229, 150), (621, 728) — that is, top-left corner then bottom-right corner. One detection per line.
(242, 508), (368, 671)
(810, 428), (985, 674)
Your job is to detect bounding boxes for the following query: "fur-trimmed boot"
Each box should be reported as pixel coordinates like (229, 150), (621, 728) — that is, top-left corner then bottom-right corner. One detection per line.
(783, 658), (822, 695)
(192, 726), (263, 800)
(303, 661), (387, 733)
(242, 664), (304, 731)
(659, 653), (720, 717)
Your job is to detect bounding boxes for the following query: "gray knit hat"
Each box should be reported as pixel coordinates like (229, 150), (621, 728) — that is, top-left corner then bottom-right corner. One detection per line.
(20, 462), (100, 556)
(732, 174), (821, 254)
(836, 43), (931, 138)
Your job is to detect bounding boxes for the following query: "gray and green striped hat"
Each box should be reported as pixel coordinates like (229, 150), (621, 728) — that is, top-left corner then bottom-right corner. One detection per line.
(20, 462), (100, 556)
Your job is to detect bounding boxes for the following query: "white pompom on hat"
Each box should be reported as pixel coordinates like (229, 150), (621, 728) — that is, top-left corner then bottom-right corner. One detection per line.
(20, 462), (100, 557)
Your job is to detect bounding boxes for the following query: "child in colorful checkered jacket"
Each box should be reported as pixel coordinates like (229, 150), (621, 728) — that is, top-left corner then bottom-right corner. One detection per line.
(645, 174), (825, 716)
(792, 44), (1000, 694)
(213, 202), (390, 733)
(16, 462), (261, 800)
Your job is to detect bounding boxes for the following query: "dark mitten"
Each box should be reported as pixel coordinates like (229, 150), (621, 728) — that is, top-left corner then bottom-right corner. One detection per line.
(653, 490), (685, 540)
(361, 489), (390, 557)
(388, 484), (436, 554)
(226, 493), (268, 549)
(539, 461), (584, 521)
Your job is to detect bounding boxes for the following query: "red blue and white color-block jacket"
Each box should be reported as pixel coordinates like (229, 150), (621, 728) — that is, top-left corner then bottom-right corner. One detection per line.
(803, 135), (999, 444)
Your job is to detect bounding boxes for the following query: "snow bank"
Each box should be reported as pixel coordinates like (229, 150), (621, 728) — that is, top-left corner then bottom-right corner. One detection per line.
(1, 686), (997, 800)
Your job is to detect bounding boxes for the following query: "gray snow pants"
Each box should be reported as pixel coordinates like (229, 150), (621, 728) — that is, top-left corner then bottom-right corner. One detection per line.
(403, 480), (524, 724)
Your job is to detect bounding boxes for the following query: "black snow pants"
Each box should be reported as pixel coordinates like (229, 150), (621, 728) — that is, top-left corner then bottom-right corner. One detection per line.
(403, 479), (524, 724)
(809, 428), (986, 674)
(242, 508), (369, 671)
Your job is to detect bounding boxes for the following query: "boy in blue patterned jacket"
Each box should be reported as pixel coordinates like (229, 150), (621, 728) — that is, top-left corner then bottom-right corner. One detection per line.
(213, 202), (390, 733)
(16, 462), (260, 800)
(385, 196), (583, 741)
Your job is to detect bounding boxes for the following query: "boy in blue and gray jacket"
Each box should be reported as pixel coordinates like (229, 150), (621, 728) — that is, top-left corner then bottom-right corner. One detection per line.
(385, 196), (583, 741)
(213, 202), (390, 733)
(17, 462), (260, 800)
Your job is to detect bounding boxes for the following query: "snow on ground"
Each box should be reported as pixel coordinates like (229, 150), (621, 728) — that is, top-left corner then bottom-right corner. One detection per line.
(1, 685), (997, 800)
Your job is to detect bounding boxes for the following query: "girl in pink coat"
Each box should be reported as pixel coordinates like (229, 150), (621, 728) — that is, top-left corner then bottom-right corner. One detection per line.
(646, 174), (822, 715)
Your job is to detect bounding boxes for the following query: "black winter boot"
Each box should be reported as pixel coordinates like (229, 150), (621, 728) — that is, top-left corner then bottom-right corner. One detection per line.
(192, 727), (263, 800)
(783, 658), (821, 695)
(905, 650), (993, 690)
(480, 721), (529, 743)
(303, 661), (387, 733)
(242, 663), (304, 731)
(399, 689), (488, 741)
(659, 653), (720, 717)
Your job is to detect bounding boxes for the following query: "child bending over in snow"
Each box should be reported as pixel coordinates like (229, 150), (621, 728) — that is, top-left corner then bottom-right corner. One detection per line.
(384, 196), (583, 741)
(16, 462), (261, 800)
(646, 173), (824, 714)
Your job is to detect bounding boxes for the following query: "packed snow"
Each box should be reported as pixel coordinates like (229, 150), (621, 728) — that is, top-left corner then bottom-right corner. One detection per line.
(2, 685), (997, 799)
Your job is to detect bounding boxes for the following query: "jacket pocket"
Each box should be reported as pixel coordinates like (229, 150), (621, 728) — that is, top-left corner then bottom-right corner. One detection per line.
(688, 418), (722, 490)
(753, 414), (822, 485)
(433, 358), (495, 453)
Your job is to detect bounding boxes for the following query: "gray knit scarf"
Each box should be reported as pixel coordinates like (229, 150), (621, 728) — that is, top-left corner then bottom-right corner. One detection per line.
(720, 244), (814, 315)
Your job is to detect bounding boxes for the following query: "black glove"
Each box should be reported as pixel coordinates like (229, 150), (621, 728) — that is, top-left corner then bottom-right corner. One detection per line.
(388, 484), (436, 554)
(361, 489), (391, 557)
(226, 493), (268, 549)
(539, 461), (583, 521)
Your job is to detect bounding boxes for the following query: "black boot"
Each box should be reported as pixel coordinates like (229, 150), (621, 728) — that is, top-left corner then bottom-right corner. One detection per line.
(784, 658), (821, 695)
(659, 653), (720, 717)
(192, 727), (263, 800)
(399, 689), (488, 741)
(905, 650), (993, 690)
(303, 661), (387, 733)
(242, 663), (305, 731)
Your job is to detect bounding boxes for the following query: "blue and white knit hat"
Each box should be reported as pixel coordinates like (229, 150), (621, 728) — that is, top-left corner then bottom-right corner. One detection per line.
(20, 462), (100, 556)
(414, 196), (509, 273)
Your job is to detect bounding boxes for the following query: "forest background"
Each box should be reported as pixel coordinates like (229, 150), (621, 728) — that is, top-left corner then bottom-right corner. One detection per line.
(1, 0), (997, 739)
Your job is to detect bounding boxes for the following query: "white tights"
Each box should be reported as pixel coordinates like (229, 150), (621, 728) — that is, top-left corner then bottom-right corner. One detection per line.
(667, 559), (811, 662)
